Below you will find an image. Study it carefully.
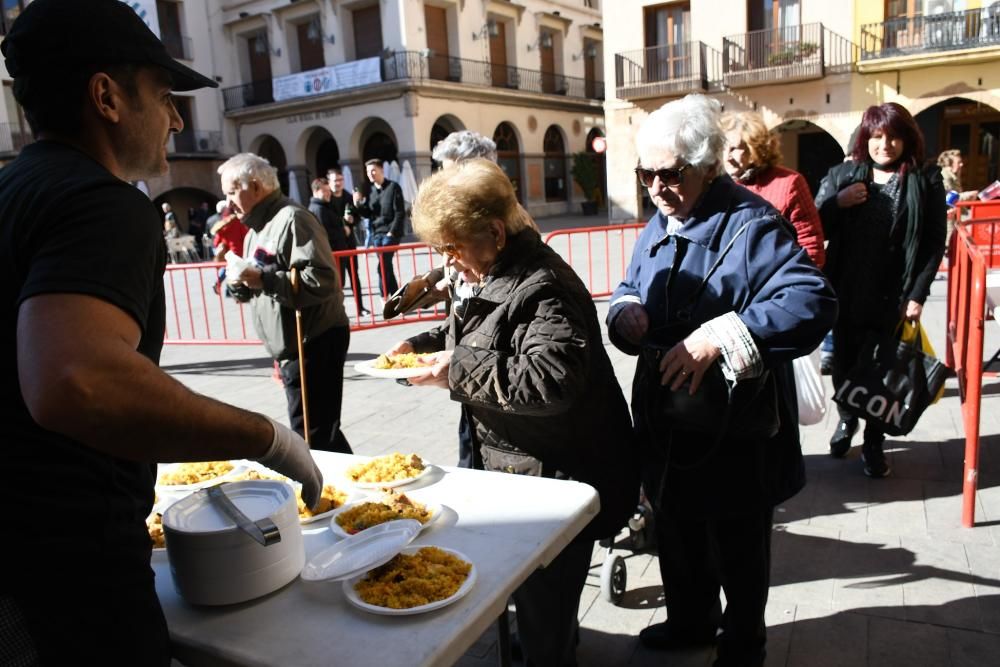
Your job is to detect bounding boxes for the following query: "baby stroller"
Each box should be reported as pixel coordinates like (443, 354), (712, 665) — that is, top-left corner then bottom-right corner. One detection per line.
(591, 490), (656, 605)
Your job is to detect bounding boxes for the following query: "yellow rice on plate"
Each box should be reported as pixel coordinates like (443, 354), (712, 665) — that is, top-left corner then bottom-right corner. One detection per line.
(347, 453), (425, 484)
(373, 353), (434, 370)
(334, 492), (432, 534)
(355, 546), (471, 609)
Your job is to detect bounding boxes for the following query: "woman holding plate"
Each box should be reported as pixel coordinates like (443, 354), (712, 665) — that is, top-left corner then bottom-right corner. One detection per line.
(385, 159), (639, 667)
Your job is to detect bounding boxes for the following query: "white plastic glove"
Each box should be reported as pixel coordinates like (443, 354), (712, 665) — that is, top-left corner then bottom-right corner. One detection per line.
(259, 417), (324, 510)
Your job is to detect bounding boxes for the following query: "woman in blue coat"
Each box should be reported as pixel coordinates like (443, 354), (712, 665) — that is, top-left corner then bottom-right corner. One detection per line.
(607, 94), (837, 667)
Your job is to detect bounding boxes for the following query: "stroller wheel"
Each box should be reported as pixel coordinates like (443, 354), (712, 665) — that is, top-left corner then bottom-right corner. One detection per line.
(600, 555), (627, 605)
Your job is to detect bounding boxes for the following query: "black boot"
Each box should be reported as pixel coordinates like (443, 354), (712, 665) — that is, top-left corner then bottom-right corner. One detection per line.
(829, 418), (858, 458)
(862, 436), (891, 478)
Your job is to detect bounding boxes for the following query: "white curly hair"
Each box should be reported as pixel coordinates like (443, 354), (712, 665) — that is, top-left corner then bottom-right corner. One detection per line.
(217, 153), (281, 192)
(635, 94), (725, 170)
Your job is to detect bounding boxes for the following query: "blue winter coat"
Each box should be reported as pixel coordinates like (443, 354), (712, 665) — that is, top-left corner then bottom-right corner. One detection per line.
(607, 175), (837, 516)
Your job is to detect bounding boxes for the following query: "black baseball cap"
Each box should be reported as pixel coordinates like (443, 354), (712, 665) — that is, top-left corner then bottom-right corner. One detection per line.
(1, 0), (217, 91)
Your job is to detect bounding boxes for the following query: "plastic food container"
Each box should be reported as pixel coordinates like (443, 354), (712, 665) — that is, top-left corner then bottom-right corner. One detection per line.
(163, 480), (304, 606)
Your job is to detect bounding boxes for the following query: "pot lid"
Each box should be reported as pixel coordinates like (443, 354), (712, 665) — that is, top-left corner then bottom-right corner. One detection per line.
(300, 519), (421, 582)
(162, 480), (292, 534)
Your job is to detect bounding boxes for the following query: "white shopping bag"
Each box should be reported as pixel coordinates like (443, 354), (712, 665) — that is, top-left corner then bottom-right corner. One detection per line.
(793, 348), (826, 426)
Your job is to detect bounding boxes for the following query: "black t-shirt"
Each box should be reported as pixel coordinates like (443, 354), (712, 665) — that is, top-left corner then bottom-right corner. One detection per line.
(0, 141), (166, 585)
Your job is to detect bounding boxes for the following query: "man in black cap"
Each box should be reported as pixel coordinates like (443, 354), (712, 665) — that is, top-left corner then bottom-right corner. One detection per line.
(0, 1), (323, 664)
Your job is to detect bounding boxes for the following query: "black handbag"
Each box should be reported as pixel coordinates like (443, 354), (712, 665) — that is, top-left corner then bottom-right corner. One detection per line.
(833, 323), (948, 436)
(639, 220), (780, 442)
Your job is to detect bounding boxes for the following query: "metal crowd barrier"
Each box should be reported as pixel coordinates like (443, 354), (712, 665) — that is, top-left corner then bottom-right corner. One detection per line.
(946, 219), (992, 527)
(164, 224), (650, 345)
(542, 223), (646, 297)
(163, 242), (448, 344)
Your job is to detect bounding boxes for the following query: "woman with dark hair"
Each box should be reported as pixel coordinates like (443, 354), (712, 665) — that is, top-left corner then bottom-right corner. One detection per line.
(815, 102), (946, 477)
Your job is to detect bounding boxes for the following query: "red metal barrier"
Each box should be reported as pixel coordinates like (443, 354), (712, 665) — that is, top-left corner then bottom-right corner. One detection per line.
(955, 201), (1000, 268)
(163, 243), (447, 344)
(946, 219), (990, 527)
(164, 223), (654, 344)
(543, 223), (646, 297)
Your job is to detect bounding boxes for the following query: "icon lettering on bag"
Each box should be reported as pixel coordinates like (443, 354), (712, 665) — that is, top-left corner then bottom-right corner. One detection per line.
(834, 382), (906, 430)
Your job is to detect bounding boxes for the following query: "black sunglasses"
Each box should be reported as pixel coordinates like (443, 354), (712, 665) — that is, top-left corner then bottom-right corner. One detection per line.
(634, 163), (692, 188)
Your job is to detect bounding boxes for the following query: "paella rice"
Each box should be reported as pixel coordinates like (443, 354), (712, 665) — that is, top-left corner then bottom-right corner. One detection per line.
(355, 546), (471, 609)
(373, 353), (434, 370)
(158, 460), (234, 486)
(334, 492), (432, 534)
(347, 453), (425, 484)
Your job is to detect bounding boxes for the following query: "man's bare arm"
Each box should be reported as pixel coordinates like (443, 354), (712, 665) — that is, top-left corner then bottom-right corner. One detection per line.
(18, 293), (271, 462)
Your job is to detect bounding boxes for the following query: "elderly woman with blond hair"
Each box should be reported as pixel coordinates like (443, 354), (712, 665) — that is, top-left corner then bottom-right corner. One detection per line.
(721, 110), (826, 267)
(387, 158), (639, 667)
(609, 94), (836, 666)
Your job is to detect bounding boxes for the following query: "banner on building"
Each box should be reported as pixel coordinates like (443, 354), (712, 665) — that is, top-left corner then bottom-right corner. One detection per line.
(121, 0), (161, 38)
(272, 58), (382, 102)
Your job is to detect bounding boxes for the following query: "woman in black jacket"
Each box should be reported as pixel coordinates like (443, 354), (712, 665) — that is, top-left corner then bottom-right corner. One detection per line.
(815, 102), (946, 477)
(387, 158), (639, 667)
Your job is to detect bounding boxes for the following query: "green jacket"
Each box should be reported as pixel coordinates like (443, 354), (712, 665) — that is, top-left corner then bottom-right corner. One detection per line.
(235, 190), (348, 360)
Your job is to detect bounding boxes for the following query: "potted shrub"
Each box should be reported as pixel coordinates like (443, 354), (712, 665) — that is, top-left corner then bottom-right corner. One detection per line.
(571, 151), (601, 215)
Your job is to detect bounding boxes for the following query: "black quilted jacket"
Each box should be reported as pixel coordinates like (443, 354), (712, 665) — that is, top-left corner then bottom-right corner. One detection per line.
(407, 229), (639, 541)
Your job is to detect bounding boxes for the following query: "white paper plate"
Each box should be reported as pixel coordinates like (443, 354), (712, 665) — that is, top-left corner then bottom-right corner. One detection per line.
(328, 499), (442, 538)
(343, 546), (476, 616)
(345, 457), (433, 490)
(155, 460), (250, 493)
(353, 358), (436, 379)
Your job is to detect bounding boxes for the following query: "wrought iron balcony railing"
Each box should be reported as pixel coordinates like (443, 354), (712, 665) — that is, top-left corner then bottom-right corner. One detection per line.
(861, 7), (1000, 60)
(222, 51), (603, 112)
(614, 41), (722, 100)
(722, 22), (856, 87)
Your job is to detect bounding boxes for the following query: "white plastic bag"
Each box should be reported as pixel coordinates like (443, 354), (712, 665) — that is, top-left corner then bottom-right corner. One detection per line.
(793, 348), (826, 426)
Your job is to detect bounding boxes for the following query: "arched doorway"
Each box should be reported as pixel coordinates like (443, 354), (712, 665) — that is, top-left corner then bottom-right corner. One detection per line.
(915, 97), (1000, 191)
(543, 125), (567, 202)
(772, 120), (844, 196)
(255, 136), (289, 195)
(493, 122), (522, 202)
(315, 137), (340, 177)
(429, 115), (465, 170)
(585, 127), (607, 204)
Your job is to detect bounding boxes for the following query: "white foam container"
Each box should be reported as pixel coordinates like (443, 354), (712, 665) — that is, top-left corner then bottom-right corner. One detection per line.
(163, 480), (304, 606)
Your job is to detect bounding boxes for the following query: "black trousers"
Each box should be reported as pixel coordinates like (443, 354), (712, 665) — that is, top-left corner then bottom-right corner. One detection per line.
(455, 407), (482, 470)
(511, 538), (593, 667)
(280, 325), (352, 453)
(654, 506), (774, 667)
(831, 317), (895, 443)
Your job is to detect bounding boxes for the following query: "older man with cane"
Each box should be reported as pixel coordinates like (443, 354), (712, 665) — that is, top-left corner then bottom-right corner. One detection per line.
(221, 153), (353, 453)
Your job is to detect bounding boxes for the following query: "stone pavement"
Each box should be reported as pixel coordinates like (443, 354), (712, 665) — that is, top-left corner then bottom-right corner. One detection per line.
(160, 214), (1000, 667)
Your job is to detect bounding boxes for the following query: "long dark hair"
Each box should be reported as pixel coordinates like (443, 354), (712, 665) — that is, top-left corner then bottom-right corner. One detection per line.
(850, 102), (925, 169)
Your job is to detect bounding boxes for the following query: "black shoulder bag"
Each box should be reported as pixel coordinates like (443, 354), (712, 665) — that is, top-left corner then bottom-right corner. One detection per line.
(640, 221), (780, 444)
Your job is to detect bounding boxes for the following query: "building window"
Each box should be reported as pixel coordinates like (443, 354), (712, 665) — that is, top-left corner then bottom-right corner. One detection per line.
(297, 15), (325, 72)
(543, 126), (567, 202)
(353, 4), (383, 60)
(157, 1), (191, 60)
(493, 122), (522, 202)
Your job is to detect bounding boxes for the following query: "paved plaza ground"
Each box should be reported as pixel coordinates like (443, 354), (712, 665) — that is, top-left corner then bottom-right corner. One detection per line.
(161, 214), (1000, 667)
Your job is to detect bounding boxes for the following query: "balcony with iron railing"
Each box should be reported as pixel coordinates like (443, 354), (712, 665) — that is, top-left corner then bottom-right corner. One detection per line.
(614, 41), (723, 101)
(860, 7), (1000, 61)
(170, 130), (223, 155)
(722, 22), (857, 88)
(221, 51), (603, 112)
(0, 122), (33, 154)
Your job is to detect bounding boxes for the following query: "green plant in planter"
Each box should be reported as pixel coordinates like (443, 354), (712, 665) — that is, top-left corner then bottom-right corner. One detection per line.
(571, 151), (601, 214)
(797, 41), (819, 58)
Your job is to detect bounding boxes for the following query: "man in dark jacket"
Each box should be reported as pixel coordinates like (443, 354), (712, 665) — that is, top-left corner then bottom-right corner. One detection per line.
(224, 155), (353, 454)
(327, 168), (368, 316)
(0, 2), (322, 663)
(353, 159), (405, 298)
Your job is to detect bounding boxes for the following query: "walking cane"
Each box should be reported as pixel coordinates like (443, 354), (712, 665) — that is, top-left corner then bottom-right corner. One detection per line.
(290, 267), (311, 445)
